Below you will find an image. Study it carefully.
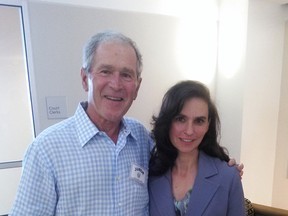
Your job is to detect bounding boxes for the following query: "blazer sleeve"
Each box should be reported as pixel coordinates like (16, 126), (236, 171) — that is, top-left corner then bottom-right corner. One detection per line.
(227, 168), (246, 215)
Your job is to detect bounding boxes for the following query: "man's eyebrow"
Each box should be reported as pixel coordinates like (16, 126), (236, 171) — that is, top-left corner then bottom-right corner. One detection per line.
(121, 67), (135, 74)
(97, 64), (135, 73)
(98, 64), (114, 70)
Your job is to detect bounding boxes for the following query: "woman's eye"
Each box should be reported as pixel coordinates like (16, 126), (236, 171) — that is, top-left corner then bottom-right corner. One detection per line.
(195, 118), (206, 125)
(175, 116), (185, 122)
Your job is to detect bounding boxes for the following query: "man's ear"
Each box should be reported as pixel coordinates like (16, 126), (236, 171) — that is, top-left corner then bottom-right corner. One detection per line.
(81, 68), (89, 92)
(134, 77), (142, 100)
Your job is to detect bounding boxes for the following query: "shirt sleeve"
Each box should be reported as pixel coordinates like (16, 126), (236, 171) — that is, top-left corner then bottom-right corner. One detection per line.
(9, 141), (57, 215)
(149, 132), (155, 152)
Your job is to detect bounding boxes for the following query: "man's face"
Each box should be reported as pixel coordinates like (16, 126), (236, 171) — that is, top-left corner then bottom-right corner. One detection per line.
(81, 41), (142, 125)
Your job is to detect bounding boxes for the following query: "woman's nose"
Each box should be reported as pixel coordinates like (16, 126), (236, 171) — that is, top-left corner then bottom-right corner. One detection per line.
(184, 122), (194, 135)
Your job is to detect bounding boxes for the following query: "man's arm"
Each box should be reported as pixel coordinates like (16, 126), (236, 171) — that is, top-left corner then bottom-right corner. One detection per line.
(9, 142), (57, 215)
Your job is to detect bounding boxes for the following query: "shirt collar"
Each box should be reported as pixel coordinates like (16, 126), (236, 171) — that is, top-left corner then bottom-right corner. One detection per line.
(74, 102), (136, 147)
(120, 117), (137, 141)
(74, 102), (99, 147)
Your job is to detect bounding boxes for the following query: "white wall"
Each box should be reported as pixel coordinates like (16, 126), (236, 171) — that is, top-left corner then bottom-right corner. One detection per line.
(240, 0), (288, 209)
(26, 1), (180, 133)
(26, 0), (219, 133)
(272, 21), (288, 208)
(212, 0), (288, 210)
(216, 0), (248, 162)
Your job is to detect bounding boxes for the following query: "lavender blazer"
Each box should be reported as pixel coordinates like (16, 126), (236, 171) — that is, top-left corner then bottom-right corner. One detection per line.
(149, 151), (246, 216)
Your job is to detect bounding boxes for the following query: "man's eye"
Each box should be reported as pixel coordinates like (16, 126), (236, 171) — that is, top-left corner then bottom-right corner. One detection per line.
(122, 73), (132, 78)
(121, 72), (134, 81)
(100, 70), (110, 74)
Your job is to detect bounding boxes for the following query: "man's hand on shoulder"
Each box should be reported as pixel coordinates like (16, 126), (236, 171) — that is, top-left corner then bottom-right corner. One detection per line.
(228, 158), (244, 178)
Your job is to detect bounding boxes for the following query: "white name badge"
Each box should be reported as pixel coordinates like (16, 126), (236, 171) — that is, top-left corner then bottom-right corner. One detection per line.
(130, 163), (147, 185)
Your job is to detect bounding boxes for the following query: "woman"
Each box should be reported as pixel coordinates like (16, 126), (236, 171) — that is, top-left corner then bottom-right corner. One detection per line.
(149, 80), (245, 216)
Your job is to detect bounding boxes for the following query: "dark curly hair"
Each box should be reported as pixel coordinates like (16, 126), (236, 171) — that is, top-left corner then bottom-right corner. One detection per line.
(149, 80), (229, 177)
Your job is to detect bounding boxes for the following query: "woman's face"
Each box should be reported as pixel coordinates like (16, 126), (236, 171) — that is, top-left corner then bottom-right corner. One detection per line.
(169, 97), (209, 155)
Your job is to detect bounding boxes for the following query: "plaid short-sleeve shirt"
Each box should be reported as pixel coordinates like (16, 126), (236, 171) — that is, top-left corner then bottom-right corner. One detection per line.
(10, 102), (152, 216)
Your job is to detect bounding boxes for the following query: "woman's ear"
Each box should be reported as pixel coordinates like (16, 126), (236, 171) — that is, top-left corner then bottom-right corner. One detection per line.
(81, 68), (89, 92)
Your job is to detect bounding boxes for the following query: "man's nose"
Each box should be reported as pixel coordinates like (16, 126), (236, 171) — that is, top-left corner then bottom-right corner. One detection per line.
(109, 72), (123, 89)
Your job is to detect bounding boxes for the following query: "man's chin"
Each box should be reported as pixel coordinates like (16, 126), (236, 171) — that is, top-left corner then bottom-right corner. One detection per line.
(104, 113), (125, 123)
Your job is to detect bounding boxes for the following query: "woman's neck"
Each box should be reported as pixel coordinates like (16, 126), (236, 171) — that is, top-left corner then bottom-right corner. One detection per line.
(174, 150), (199, 174)
(172, 151), (199, 201)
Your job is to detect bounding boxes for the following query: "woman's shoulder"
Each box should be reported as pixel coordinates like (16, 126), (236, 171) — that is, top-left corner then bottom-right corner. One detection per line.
(200, 151), (239, 177)
(149, 170), (171, 185)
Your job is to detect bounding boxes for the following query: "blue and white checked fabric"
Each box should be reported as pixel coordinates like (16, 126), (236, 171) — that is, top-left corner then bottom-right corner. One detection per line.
(10, 102), (152, 216)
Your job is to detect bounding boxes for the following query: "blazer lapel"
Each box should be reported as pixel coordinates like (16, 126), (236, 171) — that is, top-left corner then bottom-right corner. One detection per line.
(186, 152), (219, 215)
(149, 170), (176, 216)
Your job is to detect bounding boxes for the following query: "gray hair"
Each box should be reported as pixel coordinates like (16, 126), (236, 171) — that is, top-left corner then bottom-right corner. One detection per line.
(82, 31), (143, 78)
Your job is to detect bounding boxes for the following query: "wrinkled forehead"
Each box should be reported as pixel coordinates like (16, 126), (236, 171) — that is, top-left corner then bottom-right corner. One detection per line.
(93, 42), (137, 71)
